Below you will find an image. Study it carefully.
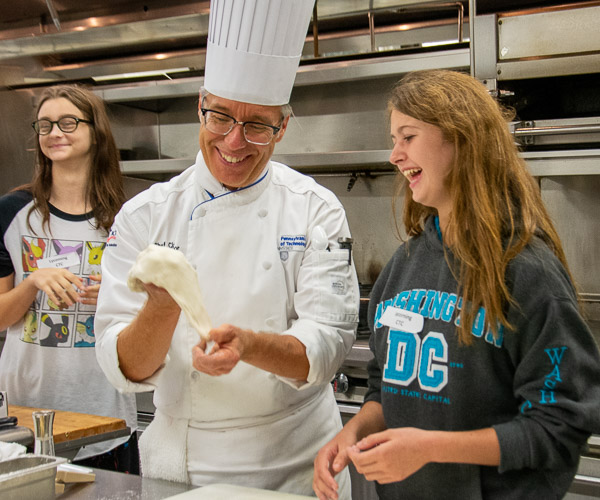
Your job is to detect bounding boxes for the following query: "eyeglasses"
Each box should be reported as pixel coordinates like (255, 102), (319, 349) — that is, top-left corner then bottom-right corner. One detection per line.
(32, 117), (92, 136)
(199, 108), (281, 146)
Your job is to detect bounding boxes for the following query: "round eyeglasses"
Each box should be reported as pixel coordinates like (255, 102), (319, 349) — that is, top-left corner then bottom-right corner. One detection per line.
(32, 117), (92, 136)
(200, 108), (281, 146)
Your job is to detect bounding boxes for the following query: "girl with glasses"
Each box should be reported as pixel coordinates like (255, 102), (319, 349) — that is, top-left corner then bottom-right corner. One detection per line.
(0, 84), (138, 474)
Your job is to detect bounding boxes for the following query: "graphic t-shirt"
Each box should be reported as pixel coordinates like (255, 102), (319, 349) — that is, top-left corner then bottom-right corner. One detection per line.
(0, 190), (137, 459)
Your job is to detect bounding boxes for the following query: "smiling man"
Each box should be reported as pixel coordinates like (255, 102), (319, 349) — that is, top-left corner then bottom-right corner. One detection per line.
(94, 0), (359, 497)
(197, 92), (289, 190)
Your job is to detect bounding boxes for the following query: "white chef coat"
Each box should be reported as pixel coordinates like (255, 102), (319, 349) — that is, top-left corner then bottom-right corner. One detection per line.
(95, 152), (358, 495)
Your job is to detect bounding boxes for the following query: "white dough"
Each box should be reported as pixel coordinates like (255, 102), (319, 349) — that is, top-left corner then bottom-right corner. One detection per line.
(127, 245), (211, 340)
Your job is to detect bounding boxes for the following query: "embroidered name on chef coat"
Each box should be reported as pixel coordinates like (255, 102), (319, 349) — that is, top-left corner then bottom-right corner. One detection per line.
(279, 234), (306, 262)
(279, 235), (306, 251)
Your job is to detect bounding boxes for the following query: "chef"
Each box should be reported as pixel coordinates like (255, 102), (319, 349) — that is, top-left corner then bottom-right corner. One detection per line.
(94, 0), (358, 496)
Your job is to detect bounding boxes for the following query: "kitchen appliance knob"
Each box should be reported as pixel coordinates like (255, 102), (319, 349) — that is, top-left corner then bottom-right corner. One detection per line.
(332, 373), (349, 394)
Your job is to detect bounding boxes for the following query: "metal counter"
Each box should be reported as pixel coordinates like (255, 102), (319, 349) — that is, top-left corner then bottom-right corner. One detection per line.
(57, 468), (193, 499)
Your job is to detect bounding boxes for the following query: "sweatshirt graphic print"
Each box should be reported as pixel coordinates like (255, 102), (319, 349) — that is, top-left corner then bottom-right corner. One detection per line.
(364, 216), (600, 499)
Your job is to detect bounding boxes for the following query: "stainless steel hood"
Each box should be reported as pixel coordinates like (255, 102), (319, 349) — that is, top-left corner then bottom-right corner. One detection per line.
(0, 0), (586, 88)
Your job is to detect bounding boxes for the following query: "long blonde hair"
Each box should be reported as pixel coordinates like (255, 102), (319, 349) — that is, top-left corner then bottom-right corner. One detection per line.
(389, 69), (572, 344)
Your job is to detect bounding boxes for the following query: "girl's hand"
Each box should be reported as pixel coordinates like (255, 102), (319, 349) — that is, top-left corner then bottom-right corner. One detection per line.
(313, 430), (357, 500)
(79, 273), (102, 305)
(26, 268), (83, 309)
(347, 427), (432, 484)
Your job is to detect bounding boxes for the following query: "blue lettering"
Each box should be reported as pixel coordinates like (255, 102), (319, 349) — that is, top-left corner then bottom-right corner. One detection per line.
(540, 390), (557, 404)
(405, 289), (426, 313)
(430, 292), (448, 320)
(470, 307), (486, 338)
(418, 332), (448, 392)
(441, 294), (457, 322)
(393, 291), (411, 309)
(374, 301), (385, 328)
(375, 300), (393, 328)
(420, 290), (437, 318)
(545, 346), (567, 365)
(485, 324), (504, 348)
(383, 330), (420, 386)
(547, 364), (562, 383)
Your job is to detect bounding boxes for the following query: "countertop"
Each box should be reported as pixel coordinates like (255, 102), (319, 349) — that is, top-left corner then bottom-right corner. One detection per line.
(57, 468), (193, 499)
(53, 468), (600, 500)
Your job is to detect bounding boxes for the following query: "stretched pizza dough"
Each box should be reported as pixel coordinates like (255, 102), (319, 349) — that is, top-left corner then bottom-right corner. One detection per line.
(127, 245), (211, 340)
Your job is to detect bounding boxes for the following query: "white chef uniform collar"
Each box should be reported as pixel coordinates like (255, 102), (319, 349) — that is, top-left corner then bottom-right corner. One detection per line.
(204, 0), (315, 106)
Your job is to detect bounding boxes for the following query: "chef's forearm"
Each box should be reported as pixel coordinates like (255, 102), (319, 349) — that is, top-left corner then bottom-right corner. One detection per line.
(117, 300), (180, 382)
(242, 331), (310, 381)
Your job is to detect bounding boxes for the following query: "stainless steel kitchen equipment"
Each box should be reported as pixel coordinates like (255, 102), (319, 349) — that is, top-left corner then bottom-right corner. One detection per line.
(0, 454), (66, 500)
(0, 1), (599, 497)
(32, 410), (55, 457)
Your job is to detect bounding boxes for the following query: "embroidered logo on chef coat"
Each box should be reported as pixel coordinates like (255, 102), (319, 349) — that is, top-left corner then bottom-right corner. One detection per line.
(106, 229), (117, 248)
(279, 235), (306, 261)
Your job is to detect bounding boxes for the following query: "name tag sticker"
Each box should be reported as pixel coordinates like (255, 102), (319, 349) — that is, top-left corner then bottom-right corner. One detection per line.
(380, 306), (424, 334)
(37, 252), (81, 270)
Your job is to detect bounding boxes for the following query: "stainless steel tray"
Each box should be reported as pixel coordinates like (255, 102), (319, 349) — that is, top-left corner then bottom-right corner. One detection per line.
(0, 454), (66, 500)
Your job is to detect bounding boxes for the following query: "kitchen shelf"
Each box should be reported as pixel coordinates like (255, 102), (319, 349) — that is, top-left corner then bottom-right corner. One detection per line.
(523, 150), (600, 177)
(120, 149), (600, 177)
(96, 48), (470, 103)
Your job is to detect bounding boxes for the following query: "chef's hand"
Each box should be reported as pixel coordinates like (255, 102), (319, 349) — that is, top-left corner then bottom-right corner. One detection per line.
(191, 324), (249, 376)
(313, 430), (357, 500)
(142, 283), (181, 312)
(26, 268), (83, 309)
(347, 427), (431, 484)
(79, 274), (101, 305)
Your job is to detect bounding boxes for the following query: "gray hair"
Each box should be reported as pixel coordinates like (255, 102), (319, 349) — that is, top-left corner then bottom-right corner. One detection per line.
(200, 86), (292, 120)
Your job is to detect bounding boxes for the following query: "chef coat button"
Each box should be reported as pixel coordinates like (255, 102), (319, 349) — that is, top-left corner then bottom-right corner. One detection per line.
(198, 208), (207, 217)
(262, 261), (272, 270)
(258, 209), (268, 218)
(191, 371), (199, 380)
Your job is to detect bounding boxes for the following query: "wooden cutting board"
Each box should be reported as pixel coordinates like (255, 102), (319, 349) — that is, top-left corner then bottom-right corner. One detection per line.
(166, 484), (315, 499)
(7, 405), (126, 444)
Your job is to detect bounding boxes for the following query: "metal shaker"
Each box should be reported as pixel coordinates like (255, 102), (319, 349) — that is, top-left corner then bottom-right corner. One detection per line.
(32, 410), (55, 456)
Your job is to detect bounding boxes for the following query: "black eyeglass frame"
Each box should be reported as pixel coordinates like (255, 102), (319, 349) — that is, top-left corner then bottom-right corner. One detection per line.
(199, 107), (282, 145)
(31, 117), (93, 136)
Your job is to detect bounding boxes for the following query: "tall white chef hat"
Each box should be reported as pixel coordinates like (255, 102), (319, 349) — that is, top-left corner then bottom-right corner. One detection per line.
(204, 0), (315, 106)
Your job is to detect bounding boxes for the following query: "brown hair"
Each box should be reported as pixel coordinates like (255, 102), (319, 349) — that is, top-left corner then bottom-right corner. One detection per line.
(26, 84), (124, 234)
(388, 69), (572, 344)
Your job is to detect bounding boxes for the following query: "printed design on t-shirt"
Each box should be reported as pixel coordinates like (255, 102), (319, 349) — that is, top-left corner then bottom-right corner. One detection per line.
(83, 241), (105, 276)
(39, 313), (72, 347)
(374, 288), (504, 406)
(22, 310), (39, 343)
(21, 237), (47, 272)
(75, 315), (95, 347)
(44, 294), (75, 312)
(18, 236), (102, 347)
(51, 239), (84, 274)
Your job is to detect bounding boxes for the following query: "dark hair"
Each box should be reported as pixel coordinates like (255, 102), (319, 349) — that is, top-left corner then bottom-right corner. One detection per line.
(27, 84), (124, 234)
